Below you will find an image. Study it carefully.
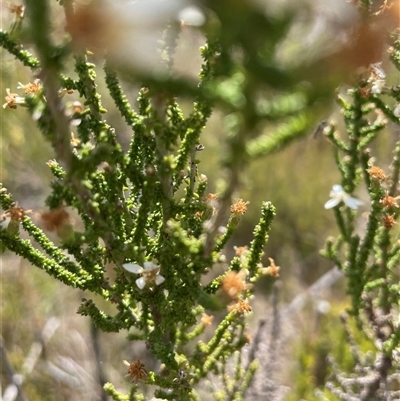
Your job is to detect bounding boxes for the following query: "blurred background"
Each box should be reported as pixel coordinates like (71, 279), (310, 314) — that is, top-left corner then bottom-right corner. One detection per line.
(1, 0), (398, 400)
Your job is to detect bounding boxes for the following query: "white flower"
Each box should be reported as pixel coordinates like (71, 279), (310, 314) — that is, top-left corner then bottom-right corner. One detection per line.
(394, 103), (400, 118)
(122, 261), (165, 290)
(324, 185), (363, 210)
(371, 79), (385, 94)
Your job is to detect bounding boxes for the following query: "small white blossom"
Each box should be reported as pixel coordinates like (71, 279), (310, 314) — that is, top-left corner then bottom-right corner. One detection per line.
(122, 261), (165, 289)
(324, 185), (363, 210)
(394, 103), (400, 118)
(371, 79), (385, 94)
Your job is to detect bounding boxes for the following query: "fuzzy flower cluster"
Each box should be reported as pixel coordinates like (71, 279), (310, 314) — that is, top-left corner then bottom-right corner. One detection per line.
(221, 269), (253, 301)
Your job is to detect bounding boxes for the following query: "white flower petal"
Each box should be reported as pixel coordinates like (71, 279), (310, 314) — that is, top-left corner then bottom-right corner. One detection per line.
(331, 185), (344, 195)
(324, 198), (341, 209)
(155, 275), (165, 286)
(143, 261), (157, 271)
(122, 263), (143, 274)
(344, 197), (363, 210)
(136, 277), (147, 290)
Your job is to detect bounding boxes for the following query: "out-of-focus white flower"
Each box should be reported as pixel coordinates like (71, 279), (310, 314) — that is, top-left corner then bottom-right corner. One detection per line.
(371, 79), (385, 94)
(122, 261), (165, 289)
(394, 104), (400, 118)
(324, 185), (363, 210)
(315, 300), (331, 314)
(179, 5), (205, 26)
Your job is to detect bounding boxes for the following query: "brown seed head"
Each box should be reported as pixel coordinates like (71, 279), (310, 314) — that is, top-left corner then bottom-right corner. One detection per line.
(382, 214), (396, 229)
(381, 193), (399, 209)
(124, 359), (147, 382)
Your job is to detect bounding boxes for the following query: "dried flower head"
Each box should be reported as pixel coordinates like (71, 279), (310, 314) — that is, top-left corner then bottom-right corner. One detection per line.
(367, 166), (388, 181)
(201, 313), (214, 326)
(8, 4), (25, 18)
(203, 193), (219, 218)
(123, 360), (147, 381)
(383, 214), (397, 229)
(2, 202), (31, 222)
(40, 207), (71, 231)
(17, 79), (42, 95)
(230, 199), (250, 215)
(205, 193), (218, 202)
(227, 299), (252, 315)
(221, 270), (252, 301)
(122, 261), (165, 289)
(3, 88), (25, 109)
(260, 258), (280, 277)
(233, 245), (249, 257)
(381, 193), (400, 209)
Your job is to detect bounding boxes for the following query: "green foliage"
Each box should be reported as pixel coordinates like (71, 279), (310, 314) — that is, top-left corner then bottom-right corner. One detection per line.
(0, 0), (315, 399)
(2, 1), (400, 400)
